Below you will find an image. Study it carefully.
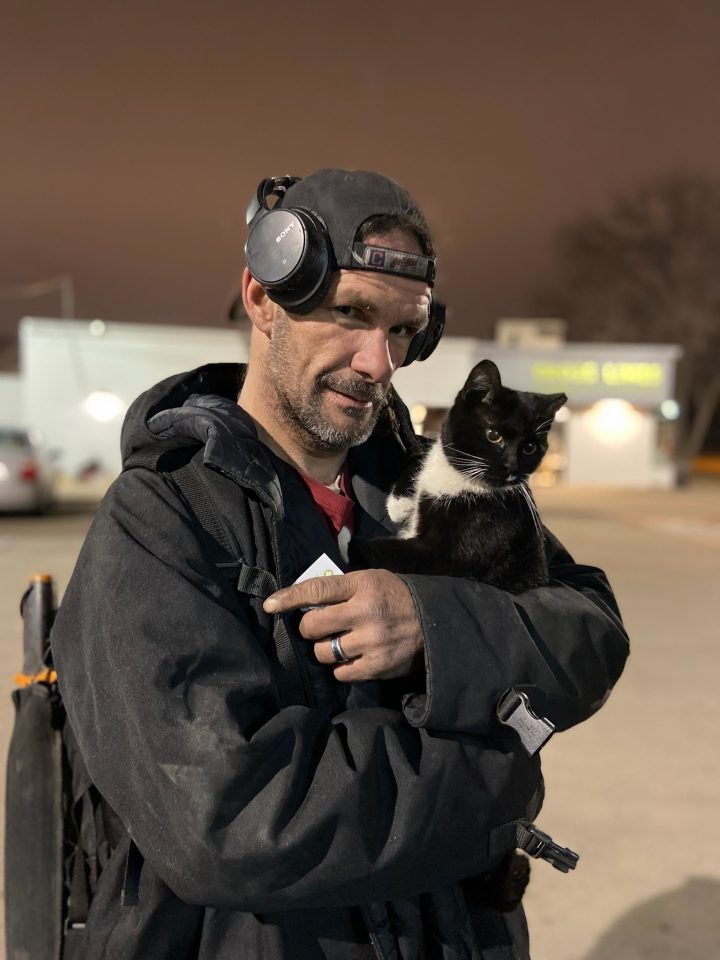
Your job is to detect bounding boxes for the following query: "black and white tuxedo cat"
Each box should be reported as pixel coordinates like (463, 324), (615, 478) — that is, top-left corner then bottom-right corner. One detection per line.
(349, 359), (567, 592)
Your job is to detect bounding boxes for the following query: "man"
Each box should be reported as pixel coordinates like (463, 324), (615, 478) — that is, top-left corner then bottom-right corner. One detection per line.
(52, 169), (628, 959)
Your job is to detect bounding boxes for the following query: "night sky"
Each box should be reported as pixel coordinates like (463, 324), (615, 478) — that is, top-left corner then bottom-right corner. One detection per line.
(2, 1), (719, 358)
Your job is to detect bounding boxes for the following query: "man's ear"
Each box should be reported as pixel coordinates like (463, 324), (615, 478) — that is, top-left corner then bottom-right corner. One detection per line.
(242, 268), (275, 336)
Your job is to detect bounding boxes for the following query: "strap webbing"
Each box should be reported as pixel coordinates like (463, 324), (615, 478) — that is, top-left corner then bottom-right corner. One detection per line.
(233, 562), (306, 706)
(171, 462), (235, 561)
(236, 563), (276, 598)
(169, 460), (307, 707)
(66, 790), (97, 927)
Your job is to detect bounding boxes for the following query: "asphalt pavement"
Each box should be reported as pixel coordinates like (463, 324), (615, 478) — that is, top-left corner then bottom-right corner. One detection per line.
(0, 479), (718, 959)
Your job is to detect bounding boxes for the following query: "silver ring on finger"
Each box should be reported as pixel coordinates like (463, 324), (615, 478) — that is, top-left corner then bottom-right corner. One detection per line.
(330, 634), (351, 664)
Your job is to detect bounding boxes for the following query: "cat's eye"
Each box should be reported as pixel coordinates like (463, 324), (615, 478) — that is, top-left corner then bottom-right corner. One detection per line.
(486, 429), (503, 444)
(522, 441), (537, 455)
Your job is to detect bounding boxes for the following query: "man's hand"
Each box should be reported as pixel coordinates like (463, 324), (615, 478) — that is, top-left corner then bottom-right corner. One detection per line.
(263, 570), (424, 681)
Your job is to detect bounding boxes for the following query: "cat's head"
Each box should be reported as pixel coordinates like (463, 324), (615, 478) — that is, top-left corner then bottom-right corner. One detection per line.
(441, 359), (567, 488)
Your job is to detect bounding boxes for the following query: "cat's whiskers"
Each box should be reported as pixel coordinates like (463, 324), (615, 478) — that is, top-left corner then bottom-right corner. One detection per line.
(444, 445), (490, 466)
(448, 459), (490, 470)
(445, 448), (491, 482)
(516, 481), (544, 538)
(461, 467), (491, 484)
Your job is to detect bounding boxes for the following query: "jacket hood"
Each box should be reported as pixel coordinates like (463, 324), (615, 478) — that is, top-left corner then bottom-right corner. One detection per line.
(121, 363), (247, 470)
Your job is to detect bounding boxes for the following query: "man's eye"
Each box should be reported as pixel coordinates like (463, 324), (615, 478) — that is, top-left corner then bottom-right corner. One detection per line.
(486, 429), (503, 444)
(389, 324), (417, 338)
(335, 305), (370, 325)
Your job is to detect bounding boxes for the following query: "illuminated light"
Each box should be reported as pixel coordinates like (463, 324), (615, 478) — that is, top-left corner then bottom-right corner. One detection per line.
(410, 403), (428, 435)
(20, 460), (39, 482)
(660, 399), (680, 420)
(533, 359), (664, 392)
(83, 391), (125, 422)
(0, 463), (8, 481)
(533, 472), (555, 487)
(89, 320), (107, 336)
(601, 361), (662, 388)
(586, 399), (643, 446)
(555, 406), (571, 423)
(532, 361), (599, 388)
(544, 453), (567, 471)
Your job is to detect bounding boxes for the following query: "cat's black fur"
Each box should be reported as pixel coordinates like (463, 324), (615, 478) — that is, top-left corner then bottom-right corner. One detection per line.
(348, 359), (567, 912)
(348, 359), (567, 593)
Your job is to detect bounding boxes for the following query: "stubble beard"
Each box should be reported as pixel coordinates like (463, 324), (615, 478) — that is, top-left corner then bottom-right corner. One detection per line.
(266, 313), (388, 453)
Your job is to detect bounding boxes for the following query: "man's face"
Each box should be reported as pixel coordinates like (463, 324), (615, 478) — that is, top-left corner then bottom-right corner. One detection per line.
(265, 232), (432, 454)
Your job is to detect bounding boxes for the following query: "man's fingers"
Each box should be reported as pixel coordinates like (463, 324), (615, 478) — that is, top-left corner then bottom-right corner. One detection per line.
(314, 634), (357, 665)
(298, 604), (351, 640)
(263, 574), (356, 614)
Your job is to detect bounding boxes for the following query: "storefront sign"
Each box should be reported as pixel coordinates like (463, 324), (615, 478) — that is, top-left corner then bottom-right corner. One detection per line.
(532, 360), (664, 393)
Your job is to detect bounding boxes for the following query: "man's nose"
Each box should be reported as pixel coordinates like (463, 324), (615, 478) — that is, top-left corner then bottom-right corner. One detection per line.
(350, 328), (395, 383)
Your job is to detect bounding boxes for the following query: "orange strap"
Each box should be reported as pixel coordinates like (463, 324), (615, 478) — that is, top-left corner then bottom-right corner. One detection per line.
(13, 668), (58, 687)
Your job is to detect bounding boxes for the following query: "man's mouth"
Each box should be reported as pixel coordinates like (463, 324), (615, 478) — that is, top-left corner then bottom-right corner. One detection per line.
(328, 387), (373, 407)
(320, 376), (384, 409)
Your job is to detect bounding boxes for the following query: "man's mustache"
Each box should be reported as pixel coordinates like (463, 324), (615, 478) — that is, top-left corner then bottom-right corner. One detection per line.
(318, 374), (387, 405)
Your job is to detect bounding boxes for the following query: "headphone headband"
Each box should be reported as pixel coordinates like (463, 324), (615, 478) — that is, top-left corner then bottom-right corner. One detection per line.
(246, 176), (302, 226)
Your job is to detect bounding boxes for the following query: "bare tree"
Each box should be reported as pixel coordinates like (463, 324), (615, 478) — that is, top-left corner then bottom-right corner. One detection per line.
(538, 172), (720, 480)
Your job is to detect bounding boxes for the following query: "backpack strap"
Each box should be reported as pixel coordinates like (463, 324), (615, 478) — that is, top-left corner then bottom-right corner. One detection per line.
(168, 460), (308, 707)
(65, 790), (94, 928)
(170, 461), (235, 563)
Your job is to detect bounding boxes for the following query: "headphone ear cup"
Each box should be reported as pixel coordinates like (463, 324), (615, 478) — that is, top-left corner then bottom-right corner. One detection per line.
(245, 207), (333, 315)
(402, 329), (426, 367)
(402, 300), (445, 366)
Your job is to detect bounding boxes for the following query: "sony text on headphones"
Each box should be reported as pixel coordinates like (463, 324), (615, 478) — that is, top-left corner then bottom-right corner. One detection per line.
(244, 171), (445, 366)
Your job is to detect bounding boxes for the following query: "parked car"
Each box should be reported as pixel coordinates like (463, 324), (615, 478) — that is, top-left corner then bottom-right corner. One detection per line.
(0, 428), (57, 513)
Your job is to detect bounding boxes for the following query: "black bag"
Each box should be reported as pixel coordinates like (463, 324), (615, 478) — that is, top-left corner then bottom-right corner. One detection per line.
(3, 462), (286, 960)
(5, 575), (115, 960)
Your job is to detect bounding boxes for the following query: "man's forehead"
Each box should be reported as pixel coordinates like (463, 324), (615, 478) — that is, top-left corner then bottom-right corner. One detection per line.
(332, 268), (431, 310)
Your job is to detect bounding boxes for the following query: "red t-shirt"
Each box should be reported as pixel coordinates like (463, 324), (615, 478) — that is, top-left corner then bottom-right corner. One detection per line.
(299, 465), (354, 546)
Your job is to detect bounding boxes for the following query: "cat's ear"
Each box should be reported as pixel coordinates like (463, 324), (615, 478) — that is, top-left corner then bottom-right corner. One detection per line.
(543, 393), (568, 417)
(462, 359), (502, 402)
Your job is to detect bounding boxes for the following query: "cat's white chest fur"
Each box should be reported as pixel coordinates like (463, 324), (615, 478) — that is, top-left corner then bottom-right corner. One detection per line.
(387, 440), (490, 539)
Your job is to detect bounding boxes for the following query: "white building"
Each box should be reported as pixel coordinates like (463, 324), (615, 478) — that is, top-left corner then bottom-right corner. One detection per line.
(16, 318), (249, 477)
(8, 317), (681, 489)
(393, 338), (682, 488)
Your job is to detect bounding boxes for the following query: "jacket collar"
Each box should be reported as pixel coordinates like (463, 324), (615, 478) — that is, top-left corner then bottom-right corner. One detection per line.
(143, 363), (418, 524)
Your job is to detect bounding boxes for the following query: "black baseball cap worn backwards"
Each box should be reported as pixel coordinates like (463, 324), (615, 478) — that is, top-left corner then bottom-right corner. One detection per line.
(245, 168), (444, 364)
(245, 169), (435, 308)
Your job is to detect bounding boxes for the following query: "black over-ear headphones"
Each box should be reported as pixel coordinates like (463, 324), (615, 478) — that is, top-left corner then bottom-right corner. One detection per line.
(245, 176), (445, 366)
(403, 299), (445, 367)
(245, 177), (334, 316)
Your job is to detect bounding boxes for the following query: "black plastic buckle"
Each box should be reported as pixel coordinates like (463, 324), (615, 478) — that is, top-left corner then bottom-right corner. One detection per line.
(497, 689), (555, 756)
(524, 825), (579, 873)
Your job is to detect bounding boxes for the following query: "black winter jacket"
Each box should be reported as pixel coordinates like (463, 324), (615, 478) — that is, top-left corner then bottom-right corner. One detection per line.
(52, 364), (629, 959)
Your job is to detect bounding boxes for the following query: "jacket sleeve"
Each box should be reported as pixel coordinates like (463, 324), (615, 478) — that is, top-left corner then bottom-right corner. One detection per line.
(52, 468), (542, 913)
(400, 529), (629, 735)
